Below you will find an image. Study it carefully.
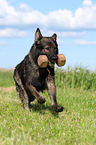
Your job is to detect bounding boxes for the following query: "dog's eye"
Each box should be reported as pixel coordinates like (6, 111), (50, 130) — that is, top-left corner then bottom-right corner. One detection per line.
(44, 47), (49, 52)
(45, 47), (49, 50)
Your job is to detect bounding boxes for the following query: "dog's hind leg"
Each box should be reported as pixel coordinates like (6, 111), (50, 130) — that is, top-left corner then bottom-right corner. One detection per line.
(13, 70), (29, 110)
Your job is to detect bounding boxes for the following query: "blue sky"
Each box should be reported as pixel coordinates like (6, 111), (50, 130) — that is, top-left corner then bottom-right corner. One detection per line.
(0, 0), (96, 70)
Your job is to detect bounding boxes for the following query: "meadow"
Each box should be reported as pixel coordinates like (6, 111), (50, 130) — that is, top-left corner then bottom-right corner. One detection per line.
(0, 67), (96, 145)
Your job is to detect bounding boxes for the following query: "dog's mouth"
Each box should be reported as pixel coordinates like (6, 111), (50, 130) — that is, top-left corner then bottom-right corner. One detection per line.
(49, 56), (58, 68)
(50, 56), (58, 64)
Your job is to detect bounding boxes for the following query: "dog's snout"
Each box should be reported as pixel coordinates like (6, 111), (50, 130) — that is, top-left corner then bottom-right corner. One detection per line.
(52, 56), (58, 60)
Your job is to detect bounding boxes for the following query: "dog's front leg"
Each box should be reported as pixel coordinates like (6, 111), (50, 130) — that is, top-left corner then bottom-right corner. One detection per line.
(27, 85), (46, 104)
(46, 75), (64, 112)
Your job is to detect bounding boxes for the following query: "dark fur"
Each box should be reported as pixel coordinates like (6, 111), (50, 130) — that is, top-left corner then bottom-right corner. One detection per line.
(13, 28), (63, 112)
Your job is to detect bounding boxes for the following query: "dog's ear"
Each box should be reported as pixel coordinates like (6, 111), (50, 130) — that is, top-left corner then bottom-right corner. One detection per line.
(52, 33), (57, 41)
(35, 28), (42, 42)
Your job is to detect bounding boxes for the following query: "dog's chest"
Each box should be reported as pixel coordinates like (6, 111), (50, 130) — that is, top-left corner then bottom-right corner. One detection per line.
(32, 69), (48, 91)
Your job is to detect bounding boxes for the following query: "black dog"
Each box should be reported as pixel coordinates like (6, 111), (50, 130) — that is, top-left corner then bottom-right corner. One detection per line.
(13, 28), (63, 112)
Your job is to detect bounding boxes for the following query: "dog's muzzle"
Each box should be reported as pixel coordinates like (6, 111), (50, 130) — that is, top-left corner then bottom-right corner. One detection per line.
(51, 56), (58, 63)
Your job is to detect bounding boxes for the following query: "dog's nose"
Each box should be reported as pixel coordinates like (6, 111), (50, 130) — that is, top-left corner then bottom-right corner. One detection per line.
(52, 56), (58, 60)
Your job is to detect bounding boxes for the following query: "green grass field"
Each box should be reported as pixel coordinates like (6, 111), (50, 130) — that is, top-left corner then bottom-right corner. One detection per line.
(0, 67), (96, 145)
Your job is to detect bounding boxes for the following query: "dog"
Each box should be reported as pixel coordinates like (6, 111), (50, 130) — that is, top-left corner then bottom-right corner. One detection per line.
(13, 28), (64, 112)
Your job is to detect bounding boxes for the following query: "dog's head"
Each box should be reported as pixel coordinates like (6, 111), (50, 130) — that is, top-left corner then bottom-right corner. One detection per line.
(33, 28), (58, 64)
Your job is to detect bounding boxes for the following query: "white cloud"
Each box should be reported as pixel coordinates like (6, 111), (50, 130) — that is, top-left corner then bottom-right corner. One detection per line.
(74, 39), (96, 45)
(0, 0), (96, 41)
(57, 31), (85, 37)
(18, 3), (32, 12)
(42, 29), (85, 37)
(83, 0), (92, 6)
(0, 28), (27, 37)
(0, 41), (9, 45)
(0, 0), (44, 26)
(0, 0), (96, 31)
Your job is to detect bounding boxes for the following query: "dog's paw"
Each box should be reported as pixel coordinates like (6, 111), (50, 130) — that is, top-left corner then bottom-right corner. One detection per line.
(38, 97), (46, 104)
(52, 105), (64, 112)
(24, 105), (30, 110)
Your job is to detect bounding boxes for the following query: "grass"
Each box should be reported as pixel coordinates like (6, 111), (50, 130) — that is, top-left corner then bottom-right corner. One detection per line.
(0, 67), (96, 145)
(0, 69), (14, 87)
(55, 66), (96, 90)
